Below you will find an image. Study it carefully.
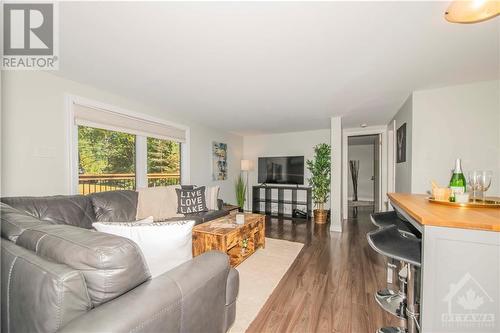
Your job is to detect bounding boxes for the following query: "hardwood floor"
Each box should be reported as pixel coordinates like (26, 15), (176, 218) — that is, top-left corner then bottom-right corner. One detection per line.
(247, 208), (402, 333)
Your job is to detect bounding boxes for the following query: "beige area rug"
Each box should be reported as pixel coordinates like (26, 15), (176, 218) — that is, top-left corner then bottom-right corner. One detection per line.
(229, 238), (304, 333)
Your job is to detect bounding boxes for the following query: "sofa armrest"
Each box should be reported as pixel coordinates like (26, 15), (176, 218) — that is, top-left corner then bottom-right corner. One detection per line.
(224, 268), (239, 331)
(163, 251), (231, 333)
(59, 270), (182, 333)
(59, 251), (232, 333)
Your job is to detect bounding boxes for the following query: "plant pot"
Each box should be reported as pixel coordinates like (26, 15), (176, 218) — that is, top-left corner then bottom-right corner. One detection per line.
(314, 209), (328, 224)
(238, 207), (244, 213)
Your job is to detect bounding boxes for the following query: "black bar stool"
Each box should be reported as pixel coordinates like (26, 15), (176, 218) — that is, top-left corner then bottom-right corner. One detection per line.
(367, 224), (421, 333)
(370, 211), (419, 319)
(370, 211), (419, 239)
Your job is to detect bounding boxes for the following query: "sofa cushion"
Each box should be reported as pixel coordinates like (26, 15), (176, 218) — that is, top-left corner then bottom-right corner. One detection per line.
(1, 241), (91, 333)
(0, 202), (48, 242)
(136, 185), (183, 221)
(176, 186), (208, 214)
(1, 195), (96, 229)
(15, 223), (151, 306)
(186, 209), (229, 225)
(93, 220), (195, 278)
(160, 209), (229, 225)
(89, 190), (138, 222)
(161, 215), (205, 225)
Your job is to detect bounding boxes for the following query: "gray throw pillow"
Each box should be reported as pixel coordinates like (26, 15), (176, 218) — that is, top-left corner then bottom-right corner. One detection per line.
(176, 186), (208, 214)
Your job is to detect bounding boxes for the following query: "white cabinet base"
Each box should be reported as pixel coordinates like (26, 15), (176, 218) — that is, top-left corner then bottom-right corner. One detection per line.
(421, 226), (500, 332)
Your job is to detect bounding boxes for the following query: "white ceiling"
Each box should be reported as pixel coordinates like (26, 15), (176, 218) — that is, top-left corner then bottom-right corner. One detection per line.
(56, 1), (499, 136)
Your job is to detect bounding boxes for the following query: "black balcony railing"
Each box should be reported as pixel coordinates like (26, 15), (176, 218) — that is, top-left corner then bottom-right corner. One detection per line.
(79, 173), (181, 195)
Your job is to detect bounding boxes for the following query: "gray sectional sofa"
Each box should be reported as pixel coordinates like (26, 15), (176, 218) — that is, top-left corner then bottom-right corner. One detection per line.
(0, 190), (238, 333)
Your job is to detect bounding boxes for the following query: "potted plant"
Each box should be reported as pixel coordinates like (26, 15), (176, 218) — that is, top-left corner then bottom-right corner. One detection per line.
(235, 174), (246, 212)
(306, 143), (331, 224)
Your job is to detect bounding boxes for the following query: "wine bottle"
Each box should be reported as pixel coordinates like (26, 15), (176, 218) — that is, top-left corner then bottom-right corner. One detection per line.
(449, 158), (466, 202)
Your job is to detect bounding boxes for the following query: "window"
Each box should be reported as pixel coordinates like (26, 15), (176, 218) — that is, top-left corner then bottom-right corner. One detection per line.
(78, 126), (182, 194)
(78, 126), (136, 194)
(147, 137), (181, 187)
(71, 97), (187, 195)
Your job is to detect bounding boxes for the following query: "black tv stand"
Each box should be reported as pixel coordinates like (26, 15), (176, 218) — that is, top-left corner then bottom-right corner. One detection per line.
(252, 184), (312, 220)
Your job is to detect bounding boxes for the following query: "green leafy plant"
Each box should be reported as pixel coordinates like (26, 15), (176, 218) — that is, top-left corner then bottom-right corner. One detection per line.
(306, 143), (331, 210)
(235, 174), (246, 210)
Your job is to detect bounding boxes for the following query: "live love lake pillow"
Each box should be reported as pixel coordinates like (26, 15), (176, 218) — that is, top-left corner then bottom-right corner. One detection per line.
(176, 186), (208, 214)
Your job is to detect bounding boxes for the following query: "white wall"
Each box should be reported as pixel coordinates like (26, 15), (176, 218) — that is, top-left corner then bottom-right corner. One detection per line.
(348, 144), (374, 201)
(390, 94), (413, 193)
(412, 80), (500, 195)
(330, 117), (342, 232)
(1, 71), (243, 203)
(242, 129), (331, 212)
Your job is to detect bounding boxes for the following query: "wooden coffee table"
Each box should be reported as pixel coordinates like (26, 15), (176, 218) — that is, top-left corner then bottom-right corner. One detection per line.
(192, 213), (265, 267)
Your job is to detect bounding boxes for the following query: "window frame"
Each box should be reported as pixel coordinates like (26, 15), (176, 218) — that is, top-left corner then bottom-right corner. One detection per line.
(66, 94), (190, 194)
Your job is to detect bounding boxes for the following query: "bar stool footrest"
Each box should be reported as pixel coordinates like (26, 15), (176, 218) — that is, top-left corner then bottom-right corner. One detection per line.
(375, 291), (406, 319)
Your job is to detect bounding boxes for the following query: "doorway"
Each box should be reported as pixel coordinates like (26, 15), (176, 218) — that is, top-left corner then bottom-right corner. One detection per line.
(341, 126), (388, 220)
(347, 135), (380, 217)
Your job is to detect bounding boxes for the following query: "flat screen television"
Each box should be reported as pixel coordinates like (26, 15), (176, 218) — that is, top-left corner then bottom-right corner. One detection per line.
(258, 156), (304, 185)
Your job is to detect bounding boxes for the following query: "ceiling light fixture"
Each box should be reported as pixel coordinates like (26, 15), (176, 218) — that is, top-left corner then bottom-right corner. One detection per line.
(445, 0), (500, 24)
(360, 123), (368, 128)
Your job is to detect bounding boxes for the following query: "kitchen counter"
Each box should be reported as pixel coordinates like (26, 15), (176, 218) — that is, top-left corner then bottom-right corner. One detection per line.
(387, 193), (500, 332)
(388, 193), (500, 232)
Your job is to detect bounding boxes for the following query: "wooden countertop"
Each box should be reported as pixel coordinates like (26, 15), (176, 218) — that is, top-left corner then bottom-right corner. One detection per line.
(388, 193), (500, 232)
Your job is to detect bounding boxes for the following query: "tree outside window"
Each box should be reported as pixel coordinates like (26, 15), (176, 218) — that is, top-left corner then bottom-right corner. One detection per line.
(78, 126), (180, 194)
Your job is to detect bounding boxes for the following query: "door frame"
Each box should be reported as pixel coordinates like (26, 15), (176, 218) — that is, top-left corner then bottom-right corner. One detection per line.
(373, 133), (381, 211)
(342, 126), (387, 220)
(386, 120), (396, 210)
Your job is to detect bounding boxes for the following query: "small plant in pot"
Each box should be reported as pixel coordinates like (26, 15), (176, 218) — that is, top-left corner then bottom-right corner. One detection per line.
(235, 174), (246, 212)
(306, 143), (331, 224)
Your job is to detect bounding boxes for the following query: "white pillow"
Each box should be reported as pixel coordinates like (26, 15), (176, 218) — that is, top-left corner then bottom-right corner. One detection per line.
(93, 219), (195, 278)
(205, 185), (220, 210)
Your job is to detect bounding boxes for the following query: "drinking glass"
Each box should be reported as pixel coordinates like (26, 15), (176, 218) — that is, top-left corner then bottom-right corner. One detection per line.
(478, 170), (493, 200)
(466, 171), (482, 201)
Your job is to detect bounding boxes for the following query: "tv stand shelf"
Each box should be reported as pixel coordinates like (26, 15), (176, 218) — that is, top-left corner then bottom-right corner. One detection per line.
(252, 185), (312, 220)
(254, 199), (308, 205)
